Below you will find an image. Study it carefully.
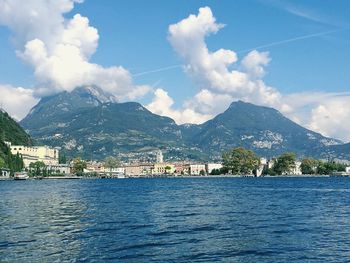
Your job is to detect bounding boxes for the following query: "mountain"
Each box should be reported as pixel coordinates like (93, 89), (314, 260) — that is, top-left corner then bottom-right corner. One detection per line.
(183, 101), (342, 159)
(21, 86), (348, 161)
(21, 86), (205, 160)
(326, 143), (350, 161)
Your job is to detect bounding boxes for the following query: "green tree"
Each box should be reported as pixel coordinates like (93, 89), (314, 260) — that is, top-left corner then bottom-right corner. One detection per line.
(222, 147), (260, 175)
(0, 156), (5, 168)
(104, 156), (120, 173)
(317, 160), (346, 175)
(273, 152), (296, 175)
(29, 161), (46, 176)
(199, 169), (206, 176)
(164, 165), (172, 174)
(210, 168), (221, 175)
(73, 157), (87, 176)
(59, 154), (67, 164)
(300, 158), (318, 174)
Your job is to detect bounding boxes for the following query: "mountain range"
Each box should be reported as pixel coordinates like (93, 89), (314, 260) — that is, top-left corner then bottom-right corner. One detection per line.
(20, 86), (349, 161)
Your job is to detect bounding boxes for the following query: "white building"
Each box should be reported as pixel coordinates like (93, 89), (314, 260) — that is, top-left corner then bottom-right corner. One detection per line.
(0, 168), (10, 178)
(189, 164), (206, 175)
(290, 161), (302, 175)
(48, 164), (71, 175)
(346, 167), (350, 174)
(256, 158), (268, 177)
(9, 143), (59, 168)
(156, 150), (163, 163)
(206, 163), (222, 174)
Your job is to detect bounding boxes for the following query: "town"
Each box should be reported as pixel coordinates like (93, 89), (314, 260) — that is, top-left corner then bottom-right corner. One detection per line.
(1, 141), (350, 179)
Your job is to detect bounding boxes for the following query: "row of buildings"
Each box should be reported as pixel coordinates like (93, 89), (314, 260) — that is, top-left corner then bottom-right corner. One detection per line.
(85, 161), (223, 176)
(5, 143), (223, 176)
(6, 143), (341, 177)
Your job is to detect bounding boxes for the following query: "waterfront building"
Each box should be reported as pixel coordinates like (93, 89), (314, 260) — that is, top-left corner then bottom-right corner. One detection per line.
(346, 167), (350, 174)
(152, 163), (175, 175)
(173, 162), (189, 175)
(9, 142), (59, 168)
(139, 164), (154, 175)
(84, 161), (104, 174)
(291, 161), (302, 175)
(255, 158), (269, 177)
(123, 163), (154, 176)
(124, 164), (143, 176)
(189, 164), (206, 175)
(206, 163), (223, 174)
(48, 164), (71, 175)
(0, 168), (10, 178)
(110, 167), (125, 174)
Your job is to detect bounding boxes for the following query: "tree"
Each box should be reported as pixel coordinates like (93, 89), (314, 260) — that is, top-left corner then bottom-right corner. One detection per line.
(273, 152), (296, 175)
(164, 165), (172, 174)
(104, 156), (120, 173)
(73, 157), (87, 176)
(59, 154), (67, 164)
(300, 158), (318, 175)
(0, 156), (5, 168)
(317, 161), (346, 175)
(222, 147), (260, 175)
(199, 169), (206, 176)
(29, 161), (46, 176)
(210, 168), (221, 175)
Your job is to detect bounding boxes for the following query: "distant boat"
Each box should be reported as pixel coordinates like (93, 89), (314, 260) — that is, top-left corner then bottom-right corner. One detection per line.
(14, 171), (29, 180)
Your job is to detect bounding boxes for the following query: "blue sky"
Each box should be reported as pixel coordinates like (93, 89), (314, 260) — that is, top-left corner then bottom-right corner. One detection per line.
(0, 0), (350, 141)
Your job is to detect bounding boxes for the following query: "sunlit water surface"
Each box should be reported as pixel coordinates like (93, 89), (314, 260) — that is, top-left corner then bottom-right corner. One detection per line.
(1, 177), (350, 262)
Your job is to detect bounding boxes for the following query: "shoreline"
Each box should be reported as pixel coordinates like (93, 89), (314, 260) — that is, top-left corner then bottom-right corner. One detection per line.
(0, 174), (340, 181)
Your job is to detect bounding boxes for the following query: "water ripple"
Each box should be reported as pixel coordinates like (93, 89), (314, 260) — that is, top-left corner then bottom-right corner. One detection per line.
(1, 177), (350, 262)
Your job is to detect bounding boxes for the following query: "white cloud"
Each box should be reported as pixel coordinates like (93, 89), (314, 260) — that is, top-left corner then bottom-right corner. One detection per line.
(168, 6), (282, 105)
(309, 98), (350, 142)
(241, 50), (271, 79)
(146, 89), (211, 124)
(283, 92), (350, 142)
(0, 0), (150, 101)
(0, 84), (39, 120)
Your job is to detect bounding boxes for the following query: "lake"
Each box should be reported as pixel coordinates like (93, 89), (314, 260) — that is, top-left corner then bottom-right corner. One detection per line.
(1, 177), (350, 262)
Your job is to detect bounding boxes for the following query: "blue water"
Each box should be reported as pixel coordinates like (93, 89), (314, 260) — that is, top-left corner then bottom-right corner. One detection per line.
(1, 177), (350, 262)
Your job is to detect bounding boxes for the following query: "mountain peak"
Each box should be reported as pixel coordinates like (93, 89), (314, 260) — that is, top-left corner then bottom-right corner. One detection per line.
(72, 85), (117, 104)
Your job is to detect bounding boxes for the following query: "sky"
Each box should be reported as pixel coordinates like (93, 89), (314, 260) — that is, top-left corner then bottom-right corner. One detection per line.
(0, 0), (350, 142)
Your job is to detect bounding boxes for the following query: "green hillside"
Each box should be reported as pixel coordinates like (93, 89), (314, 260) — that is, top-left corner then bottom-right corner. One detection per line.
(0, 110), (31, 170)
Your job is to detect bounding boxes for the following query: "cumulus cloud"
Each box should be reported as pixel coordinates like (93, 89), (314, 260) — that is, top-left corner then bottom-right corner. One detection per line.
(283, 92), (350, 142)
(146, 89), (212, 124)
(309, 97), (350, 141)
(168, 6), (283, 106)
(0, 85), (39, 120)
(0, 0), (150, 100)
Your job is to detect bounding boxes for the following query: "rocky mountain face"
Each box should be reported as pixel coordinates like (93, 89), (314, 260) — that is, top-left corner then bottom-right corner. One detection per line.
(183, 101), (342, 159)
(20, 86), (348, 161)
(21, 86), (201, 160)
(326, 143), (350, 161)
